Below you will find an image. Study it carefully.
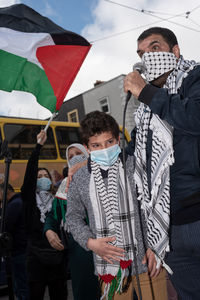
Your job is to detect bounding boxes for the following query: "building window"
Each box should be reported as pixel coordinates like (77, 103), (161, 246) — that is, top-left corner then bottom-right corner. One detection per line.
(67, 109), (79, 123)
(99, 97), (110, 113)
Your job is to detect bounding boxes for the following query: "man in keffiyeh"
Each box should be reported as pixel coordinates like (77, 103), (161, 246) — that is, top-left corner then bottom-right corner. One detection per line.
(66, 111), (168, 300)
(124, 27), (200, 300)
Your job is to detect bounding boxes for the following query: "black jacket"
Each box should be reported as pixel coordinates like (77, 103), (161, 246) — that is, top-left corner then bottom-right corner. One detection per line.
(21, 144), (51, 249)
(130, 65), (200, 225)
(5, 193), (27, 256)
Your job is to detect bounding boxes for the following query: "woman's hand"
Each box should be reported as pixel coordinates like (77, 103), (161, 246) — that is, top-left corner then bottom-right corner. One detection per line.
(37, 130), (47, 145)
(45, 229), (64, 251)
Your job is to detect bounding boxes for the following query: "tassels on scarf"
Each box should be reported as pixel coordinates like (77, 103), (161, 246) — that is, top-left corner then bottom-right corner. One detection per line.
(99, 260), (132, 300)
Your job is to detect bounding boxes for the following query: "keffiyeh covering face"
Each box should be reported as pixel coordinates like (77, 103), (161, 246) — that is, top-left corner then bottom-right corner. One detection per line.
(142, 51), (177, 82)
(66, 143), (89, 168)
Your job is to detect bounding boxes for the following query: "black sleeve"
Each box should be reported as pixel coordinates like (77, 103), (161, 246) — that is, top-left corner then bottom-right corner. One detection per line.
(138, 67), (200, 134)
(21, 143), (42, 200)
(138, 84), (159, 105)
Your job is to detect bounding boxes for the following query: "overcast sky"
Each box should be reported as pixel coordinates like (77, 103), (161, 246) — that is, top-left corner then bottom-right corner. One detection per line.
(0, 0), (200, 119)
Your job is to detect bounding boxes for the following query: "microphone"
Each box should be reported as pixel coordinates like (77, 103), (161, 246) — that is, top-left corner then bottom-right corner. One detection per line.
(132, 62), (146, 74)
(125, 62), (146, 102)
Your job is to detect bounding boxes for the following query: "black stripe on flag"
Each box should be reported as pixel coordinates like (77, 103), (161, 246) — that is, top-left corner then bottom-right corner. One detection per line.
(0, 4), (90, 46)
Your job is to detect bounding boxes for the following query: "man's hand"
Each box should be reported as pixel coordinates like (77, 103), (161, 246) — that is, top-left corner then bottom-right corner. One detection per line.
(124, 70), (146, 99)
(37, 130), (47, 145)
(87, 237), (125, 264)
(142, 248), (161, 277)
(45, 229), (64, 251)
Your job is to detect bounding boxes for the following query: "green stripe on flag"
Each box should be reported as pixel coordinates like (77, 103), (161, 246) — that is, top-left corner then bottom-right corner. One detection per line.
(0, 49), (57, 113)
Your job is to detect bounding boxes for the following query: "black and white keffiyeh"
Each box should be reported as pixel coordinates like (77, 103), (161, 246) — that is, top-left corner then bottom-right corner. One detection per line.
(90, 159), (137, 298)
(134, 54), (198, 270)
(134, 104), (173, 269)
(142, 51), (177, 82)
(164, 55), (198, 93)
(36, 191), (54, 223)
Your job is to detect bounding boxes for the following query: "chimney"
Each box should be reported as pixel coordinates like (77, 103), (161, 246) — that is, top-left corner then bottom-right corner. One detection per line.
(94, 80), (104, 87)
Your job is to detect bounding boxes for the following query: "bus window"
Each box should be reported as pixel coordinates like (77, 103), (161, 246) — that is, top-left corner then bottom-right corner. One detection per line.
(55, 126), (81, 159)
(3, 124), (57, 160)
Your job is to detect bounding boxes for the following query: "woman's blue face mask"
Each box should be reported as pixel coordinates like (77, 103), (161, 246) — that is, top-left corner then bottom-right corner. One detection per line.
(37, 177), (52, 191)
(90, 144), (121, 166)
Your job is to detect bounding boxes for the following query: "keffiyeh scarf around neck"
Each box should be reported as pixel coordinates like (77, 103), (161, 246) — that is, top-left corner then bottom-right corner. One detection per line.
(134, 55), (198, 270)
(36, 191), (54, 223)
(90, 159), (137, 300)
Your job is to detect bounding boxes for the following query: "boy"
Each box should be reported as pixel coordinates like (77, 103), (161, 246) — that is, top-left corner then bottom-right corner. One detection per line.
(66, 111), (168, 299)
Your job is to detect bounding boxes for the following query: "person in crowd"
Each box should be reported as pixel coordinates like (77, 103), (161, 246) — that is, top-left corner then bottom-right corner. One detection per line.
(66, 111), (168, 300)
(0, 183), (29, 300)
(62, 166), (68, 179)
(124, 26), (200, 299)
(21, 130), (67, 300)
(44, 143), (101, 300)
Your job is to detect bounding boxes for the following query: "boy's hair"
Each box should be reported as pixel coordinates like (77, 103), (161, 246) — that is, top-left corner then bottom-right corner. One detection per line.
(137, 27), (178, 50)
(80, 111), (119, 146)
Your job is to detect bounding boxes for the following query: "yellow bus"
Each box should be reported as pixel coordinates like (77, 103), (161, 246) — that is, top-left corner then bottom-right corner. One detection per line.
(0, 116), (130, 192)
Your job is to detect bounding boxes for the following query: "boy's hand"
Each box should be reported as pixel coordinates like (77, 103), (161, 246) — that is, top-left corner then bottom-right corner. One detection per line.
(87, 237), (125, 264)
(142, 248), (161, 277)
(45, 230), (64, 251)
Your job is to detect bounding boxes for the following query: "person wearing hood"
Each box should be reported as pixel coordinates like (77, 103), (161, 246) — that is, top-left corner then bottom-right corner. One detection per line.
(21, 130), (67, 300)
(44, 143), (100, 300)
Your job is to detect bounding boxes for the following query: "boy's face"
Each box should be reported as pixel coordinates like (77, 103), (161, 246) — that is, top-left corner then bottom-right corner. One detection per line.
(86, 131), (119, 152)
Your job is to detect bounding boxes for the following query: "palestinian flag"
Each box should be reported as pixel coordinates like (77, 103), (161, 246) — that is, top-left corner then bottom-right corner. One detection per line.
(0, 4), (91, 112)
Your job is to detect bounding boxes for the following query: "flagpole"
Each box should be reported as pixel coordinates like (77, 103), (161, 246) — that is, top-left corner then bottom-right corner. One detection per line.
(38, 112), (57, 144)
(43, 112), (57, 132)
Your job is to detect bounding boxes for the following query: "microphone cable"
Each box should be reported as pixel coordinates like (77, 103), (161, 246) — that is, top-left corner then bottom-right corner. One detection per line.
(122, 90), (143, 300)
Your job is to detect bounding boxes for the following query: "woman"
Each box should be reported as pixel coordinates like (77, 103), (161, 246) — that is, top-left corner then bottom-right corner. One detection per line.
(21, 130), (67, 300)
(44, 143), (100, 300)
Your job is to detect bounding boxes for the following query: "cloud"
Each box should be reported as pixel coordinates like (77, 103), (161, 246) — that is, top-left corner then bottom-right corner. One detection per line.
(0, 0), (20, 7)
(42, 0), (59, 18)
(0, 0), (200, 119)
(67, 0), (200, 100)
(0, 90), (50, 119)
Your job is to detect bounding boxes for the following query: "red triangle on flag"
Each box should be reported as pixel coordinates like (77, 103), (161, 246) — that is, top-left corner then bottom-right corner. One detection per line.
(36, 44), (91, 111)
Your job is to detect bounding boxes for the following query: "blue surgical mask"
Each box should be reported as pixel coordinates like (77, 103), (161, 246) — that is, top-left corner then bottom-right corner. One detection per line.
(90, 144), (121, 166)
(37, 177), (52, 191)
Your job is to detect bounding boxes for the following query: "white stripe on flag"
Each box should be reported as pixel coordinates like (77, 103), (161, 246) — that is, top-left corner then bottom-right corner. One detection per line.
(0, 27), (55, 68)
